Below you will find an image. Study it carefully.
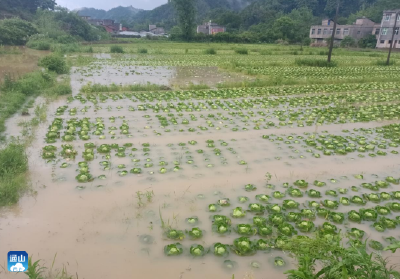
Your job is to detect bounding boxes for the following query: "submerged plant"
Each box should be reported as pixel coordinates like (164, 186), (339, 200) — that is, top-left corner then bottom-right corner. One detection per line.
(232, 237), (257, 256)
(165, 229), (185, 240)
(213, 243), (229, 257)
(232, 207), (246, 218)
(164, 243), (183, 256)
(236, 224), (257, 236)
(190, 244), (207, 257)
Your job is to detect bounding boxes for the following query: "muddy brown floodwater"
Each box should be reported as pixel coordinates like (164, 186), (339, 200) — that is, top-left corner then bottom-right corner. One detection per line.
(1, 59), (400, 279)
(71, 63), (249, 94)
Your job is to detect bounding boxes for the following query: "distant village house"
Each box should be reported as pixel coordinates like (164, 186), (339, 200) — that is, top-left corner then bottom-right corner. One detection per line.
(309, 17), (379, 45)
(376, 9), (400, 49)
(197, 21), (226, 35)
(149, 25), (165, 35)
(80, 16), (124, 33)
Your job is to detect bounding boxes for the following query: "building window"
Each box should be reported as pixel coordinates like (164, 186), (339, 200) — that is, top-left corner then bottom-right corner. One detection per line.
(398, 14), (400, 21)
(323, 29), (327, 35)
(336, 28), (341, 35)
(357, 30), (361, 35)
(311, 29), (315, 35)
(329, 28), (333, 35)
(380, 40), (385, 44)
(395, 27), (399, 35)
(389, 40), (392, 44)
(343, 28), (349, 35)
(375, 29), (380, 35)
(317, 29), (321, 35)
(382, 28), (388, 35)
(385, 14), (391, 21)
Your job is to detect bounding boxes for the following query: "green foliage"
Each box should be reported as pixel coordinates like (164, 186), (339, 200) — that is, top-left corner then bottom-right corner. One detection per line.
(341, 36), (356, 48)
(204, 48), (217, 55)
(138, 48), (148, 54)
(110, 45), (124, 53)
(376, 60), (396, 66)
(24, 9), (109, 50)
(295, 59), (337, 67)
(0, 0), (56, 15)
(235, 48), (248, 55)
(166, 26), (179, 40)
(38, 55), (69, 74)
(52, 82), (72, 96)
(24, 256), (46, 279)
(0, 143), (29, 206)
(358, 35), (378, 48)
(283, 234), (400, 279)
(172, 0), (196, 41)
(0, 18), (38, 45)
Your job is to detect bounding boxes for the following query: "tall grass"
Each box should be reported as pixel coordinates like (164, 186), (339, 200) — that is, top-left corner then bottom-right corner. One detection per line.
(204, 48), (217, 55)
(138, 48), (148, 54)
(295, 58), (337, 67)
(183, 83), (210, 90)
(375, 60), (396, 66)
(80, 82), (170, 93)
(110, 45), (124, 53)
(0, 71), (55, 133)
(0, 142), (29, 206)
(235, 48), (248, 55)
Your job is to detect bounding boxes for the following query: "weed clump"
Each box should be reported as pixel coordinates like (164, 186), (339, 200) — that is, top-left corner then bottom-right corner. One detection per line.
(295, 58), (337, 67)
(138, 48), (148, 54)
(39, 54), (69, 74)
(52, 82), (72, 96)
(235, 48), (248, 55)
(204, 48), (217, 55)
(110, 45), (124, 53)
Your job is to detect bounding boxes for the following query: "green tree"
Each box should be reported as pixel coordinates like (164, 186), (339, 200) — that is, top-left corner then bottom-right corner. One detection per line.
(341, 36), (356, 48)
(169, 25), (182, 40)
(0, 18), (38, 45)
(272, 16), (295, 41)
(171, 0), (196, 41)
(358, 34), (377, 48)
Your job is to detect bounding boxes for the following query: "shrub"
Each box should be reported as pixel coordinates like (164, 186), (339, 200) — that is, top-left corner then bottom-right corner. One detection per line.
(204, 48), (217, 55)
(138, 48), (148, 54)
(341, 36), (356, 48)
(38, 55), (69, 74)
(358, 35), (377, 48)
(0, 18), (38, 45)
(110, 45), (124, 53)
(235, 48), (248, 55)
(295, 58), (337, 67)
(27, 39), (51, 50)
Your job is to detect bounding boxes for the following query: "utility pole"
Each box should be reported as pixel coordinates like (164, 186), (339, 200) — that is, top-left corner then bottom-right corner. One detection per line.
(387, 11), (399, 66)
(328, 0), (340, 63)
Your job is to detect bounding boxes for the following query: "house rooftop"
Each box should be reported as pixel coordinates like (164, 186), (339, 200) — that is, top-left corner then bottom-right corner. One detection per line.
(383, 9), (400, 13)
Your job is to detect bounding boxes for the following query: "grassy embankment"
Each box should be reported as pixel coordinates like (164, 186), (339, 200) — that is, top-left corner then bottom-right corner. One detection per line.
(0, 52), (72, 206)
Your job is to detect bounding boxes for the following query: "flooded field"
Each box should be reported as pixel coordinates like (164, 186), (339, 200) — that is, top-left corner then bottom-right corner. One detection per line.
(71, 54), (250, 93)
(1, 43), (400, 279)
